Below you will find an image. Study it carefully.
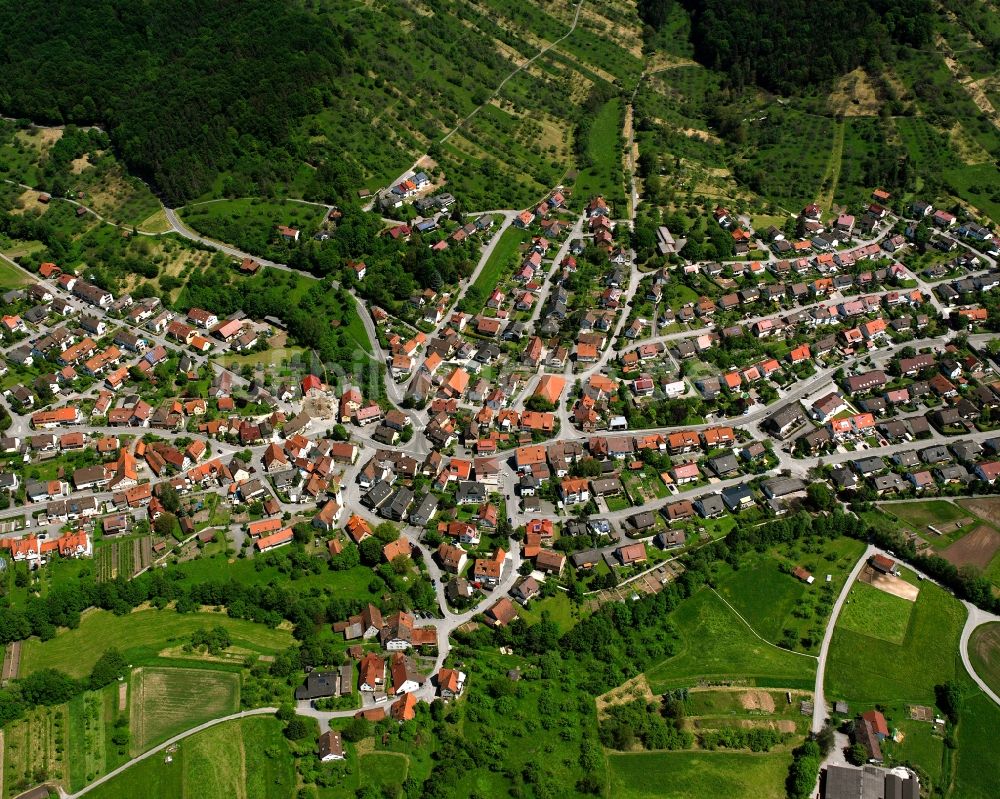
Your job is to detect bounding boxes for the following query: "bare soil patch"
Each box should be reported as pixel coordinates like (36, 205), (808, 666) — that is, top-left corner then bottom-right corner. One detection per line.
(597, 674), (656, 715)
(958, 497), (1000, 528)
(860, 567), (920, 601)
(740, 689), (775, 713)
(827, 68), (882, 116)
(70, 155), (92, 174)
(118, 682), (128, 712)
(941, 526), (1000, 572)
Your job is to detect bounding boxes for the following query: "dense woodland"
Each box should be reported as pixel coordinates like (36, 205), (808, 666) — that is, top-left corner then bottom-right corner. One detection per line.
(646, 0), (934, 94)
(0, 0), (358, 204)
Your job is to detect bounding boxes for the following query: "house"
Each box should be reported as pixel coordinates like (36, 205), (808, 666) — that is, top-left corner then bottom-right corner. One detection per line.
(318, 730), (345, 762)
(359, 653), (386, 692)
(487, 597), (518, 627)
(721, 484), (755, 512)
(615, 543), (647, 566)
(436, 668), (467, 699)
(870, 554), (898, 575)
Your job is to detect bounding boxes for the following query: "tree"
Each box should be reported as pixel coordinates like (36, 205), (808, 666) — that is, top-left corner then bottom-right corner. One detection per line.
(359, 537), (382, 566)
(89, 648), (127, 689)
(284, 717), (308, 740)
(846, 742), (869, 766)
(373, 523), (399, 544)
(342, 717), (371, 742)
(806, 482), (835, 512)
(158, 483), (181, 514)
(935, 681), (962, 724)
(331, 424), (349, 441)
(153, 512), (177, 538)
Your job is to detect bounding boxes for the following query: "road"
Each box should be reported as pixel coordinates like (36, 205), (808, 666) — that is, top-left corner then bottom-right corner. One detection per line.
(811, 544), (875, 734)
(959, 600), (1000, 706)
(66, 707), (278, 798)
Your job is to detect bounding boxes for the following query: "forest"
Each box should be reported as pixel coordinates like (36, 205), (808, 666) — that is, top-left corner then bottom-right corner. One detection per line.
(0, 0), (356, 204)
(671, 0), (935, 94)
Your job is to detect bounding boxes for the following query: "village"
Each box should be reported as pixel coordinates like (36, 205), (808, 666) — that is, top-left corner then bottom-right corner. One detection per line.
(0, 169), (998, 799)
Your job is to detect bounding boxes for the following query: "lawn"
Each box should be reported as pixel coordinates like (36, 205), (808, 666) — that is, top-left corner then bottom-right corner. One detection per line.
(968, 622), (1000, 697)
(19, 608), (293, 679)
(644, 588), (816, 692)
(517, 592), (579, 631)
(130, 667), (240, 754)
(836, 581), (914, 645)
(608, 750), (792, 799)
(826, 578), (965, 706)
(359, 752), (408, 791)
(85, 716), (295, 799)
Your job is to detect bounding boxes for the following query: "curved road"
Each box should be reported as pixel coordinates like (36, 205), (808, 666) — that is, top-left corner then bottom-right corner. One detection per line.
(959, 601), (1000, 706)
(67, 707), (278, 798)
(811, 544), (875, 734)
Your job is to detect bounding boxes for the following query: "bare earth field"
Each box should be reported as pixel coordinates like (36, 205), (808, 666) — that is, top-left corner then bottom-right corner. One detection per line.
(859, 566), (920, 602)
(941, 526), (1000, 571)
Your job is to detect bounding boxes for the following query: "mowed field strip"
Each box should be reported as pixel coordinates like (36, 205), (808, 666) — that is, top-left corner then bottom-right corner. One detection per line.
(19, 609), (292, 679)
(130, 667), (240, 754)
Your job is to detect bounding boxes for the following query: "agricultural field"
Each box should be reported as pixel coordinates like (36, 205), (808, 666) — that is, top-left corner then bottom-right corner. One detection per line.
(85, 716), (295, 799)
(608, 750), (792, 799)
(968, 622), (1000, 697)
(837, 580), (914, 644)
(94, 536), (153, 582)
(2, 703), (71, 798)
(130, 667), (240, 754)
(67, 684), (130, 793)
(644, 588), (816, 693)
(18, 609), (293, 679)
(826, 575), (965, 706)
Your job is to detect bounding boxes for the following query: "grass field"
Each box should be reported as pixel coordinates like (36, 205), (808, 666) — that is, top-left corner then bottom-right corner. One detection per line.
(130, 668), (240, 754)
(837, 581), (914, 645)
(716, 559), (806, 643)
(0, 257), (30, 290)
(19, 608), (293, 679)
(465, 223), (526, 305)
(826, 578), (965, 706)
(715, 538), (865, 653)
(968, 622), (1000, 697)
(359, 752), (408, 790)
(878, 500), (966, 529)
(644, 588), (816, 692)
(608, 750), (792, 799)
(573, 97), (625, 208)
(85, 716), (295, 799)
(952, 691), (1000, 799)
